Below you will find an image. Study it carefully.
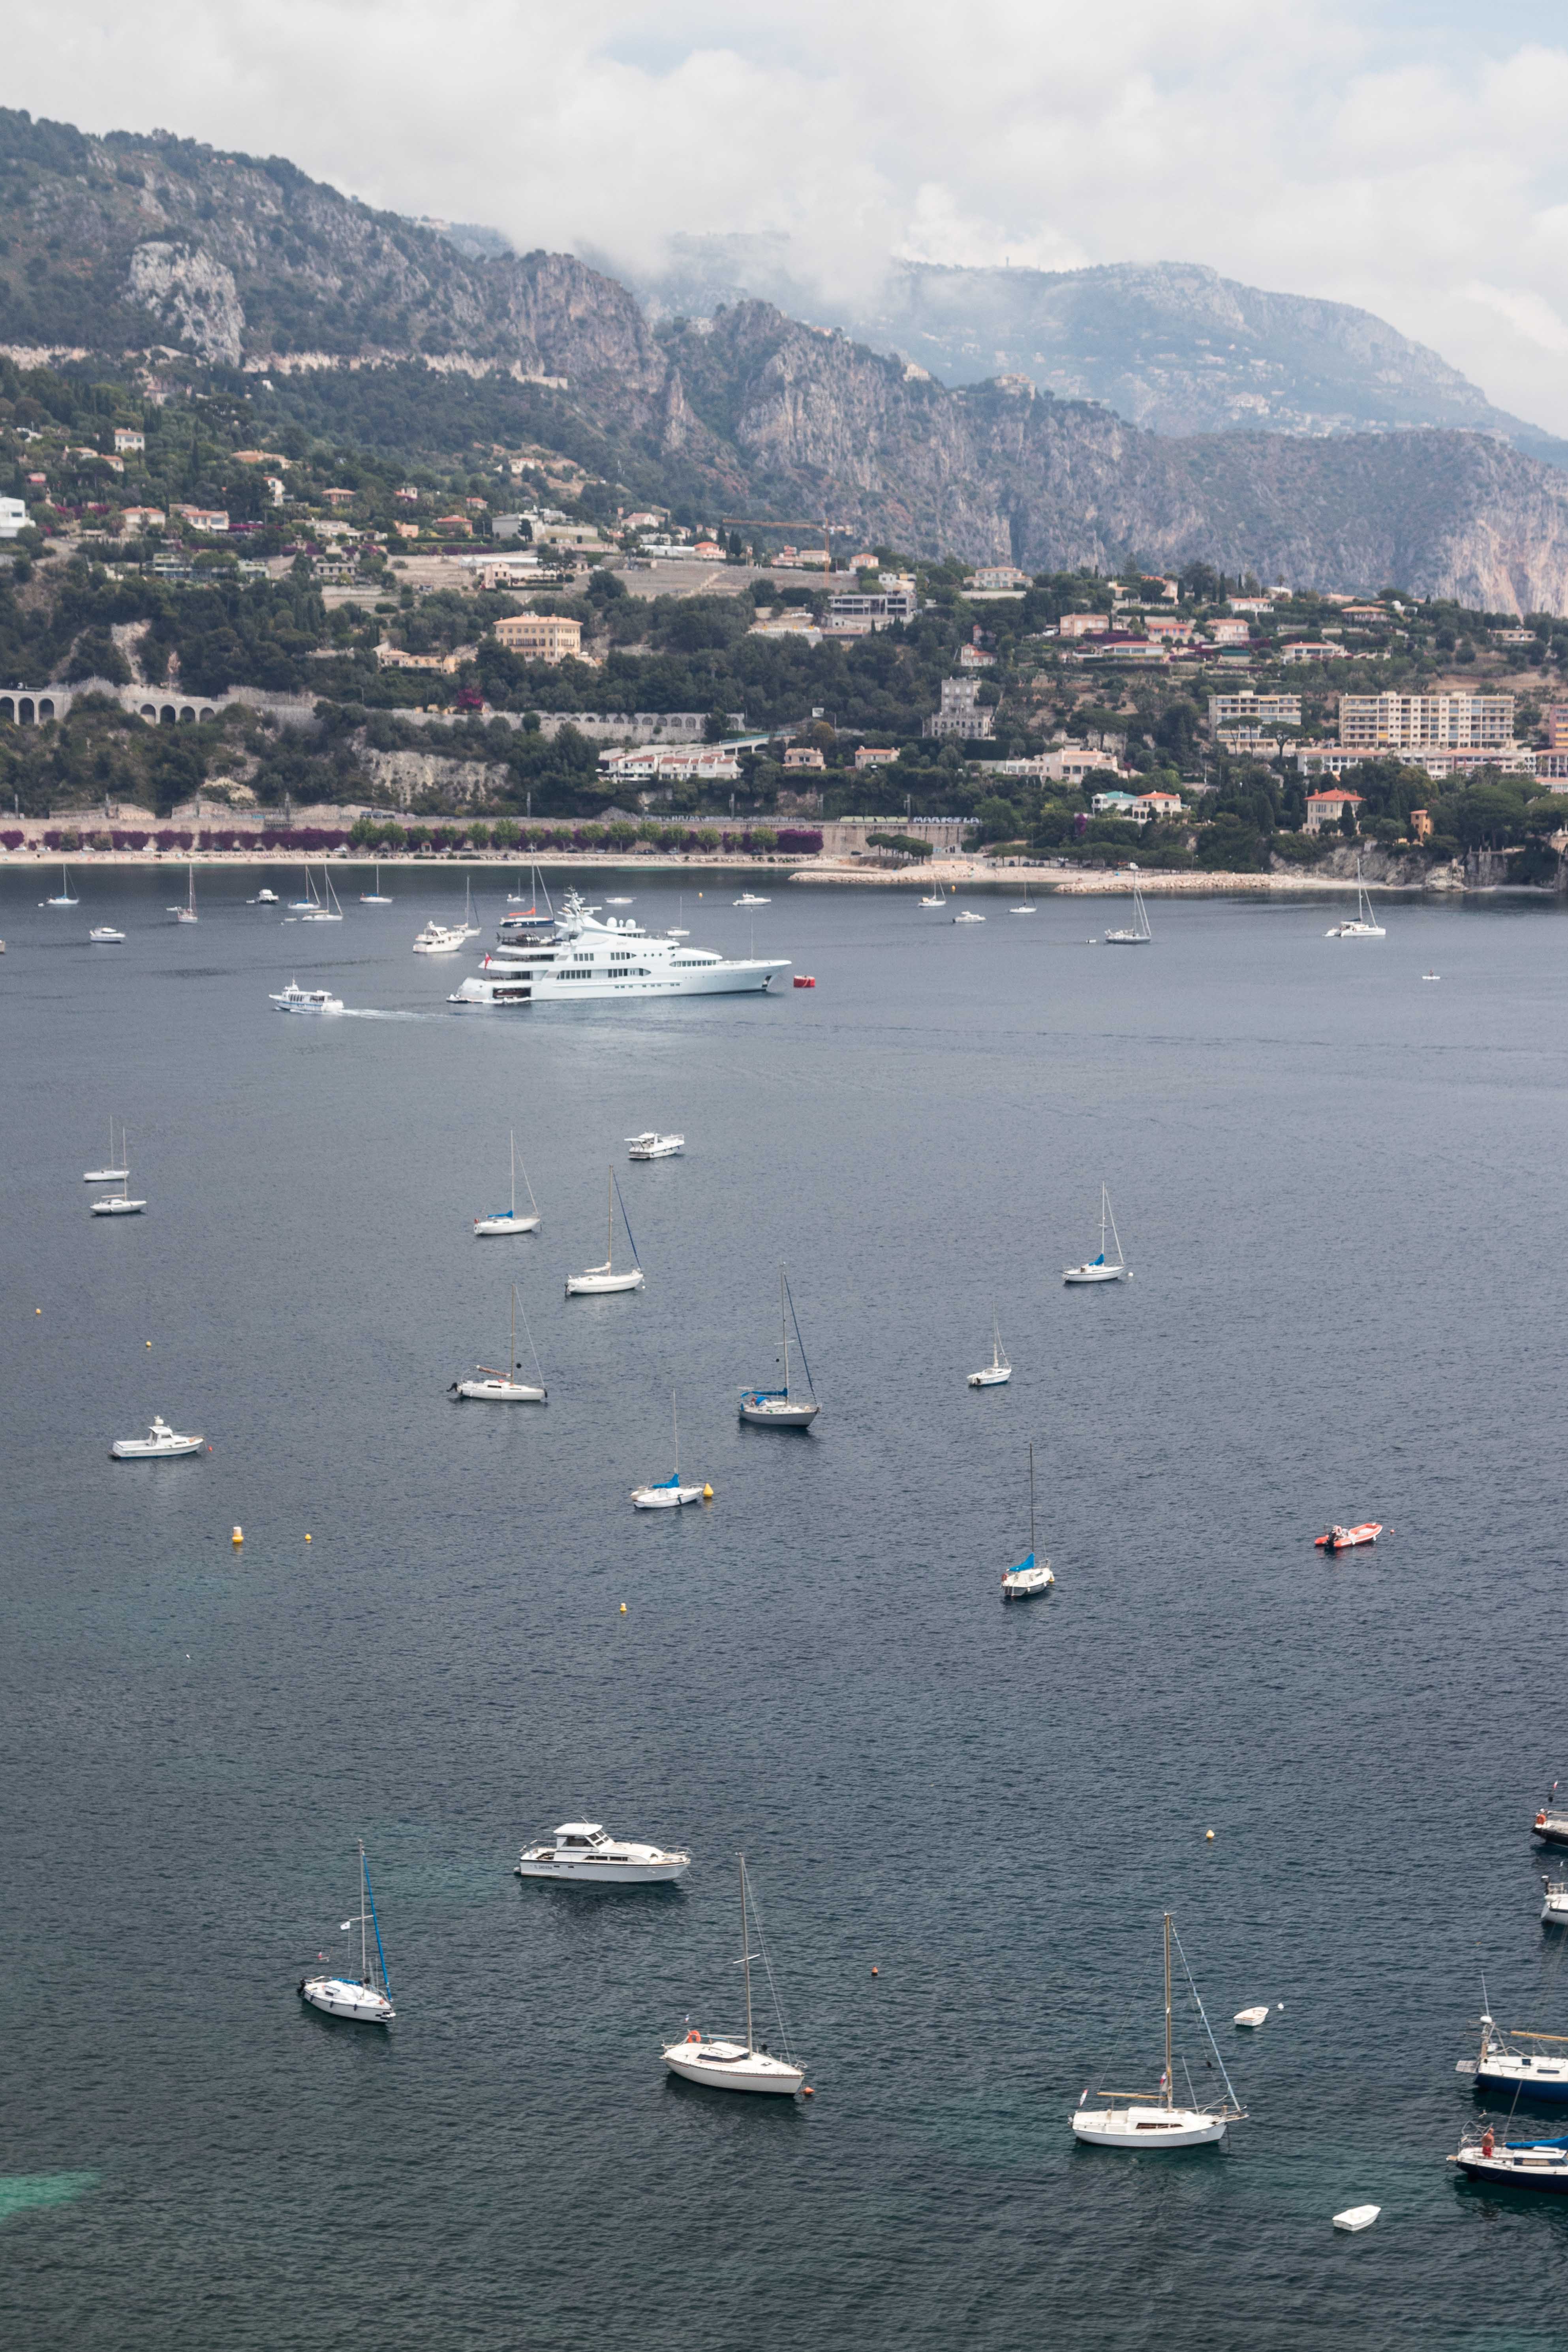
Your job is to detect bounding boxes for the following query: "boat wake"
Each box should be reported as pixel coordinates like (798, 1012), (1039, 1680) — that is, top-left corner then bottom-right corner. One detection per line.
(338, 1008), (424, 1021)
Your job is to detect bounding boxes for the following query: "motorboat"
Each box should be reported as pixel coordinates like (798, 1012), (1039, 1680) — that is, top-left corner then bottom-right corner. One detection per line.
(360, 864), (393, 905)
(740, 1265), (819, 1427)
(1452, 2124), (1568, 2192)
(110, 1415), (204, 1460)
(477, 889), (788, 999)
(299, 1841), (395, 2025)
(88, 926), (125, 944)
(413, 920), (466, 955)
(1064, 1185), (1130, 1283)
(626, 1132), (684, 1160)
(270, 980), (344, 1014)
(252, 888), (279, 905)
(1457, 1997), (1568, 2102)
(91, 1140), (145, 1215)
(1001, 1443), (1053, 1600)
(43, 863), (79, 906)
(632, 1394), (707, 1507)
(1104, 866), (1152, 945)
(1072, 1913), (1245, 2151)
(473, 1131), (541, 1234)
(1326, 859), (1386, 938)
(169, 862), (198, 923)
(84, 1118), (129, 1182)
(952, 909), (986, 924)
(450, 1284), (546, 1401)
(605, 896), (633, 907)
(566, 1168), (644, 1294)
(516, 1822), (690, 1884)
(968, 1312), (1011, 1388)
(1542, 1878), (1568, 1927)
(299, 870), (344, 922)
(1314, 1522), (1382, 1552)
(661, 1857), (805, 2095)
(1534, 1788), (1568, 1848)
(733, 892), (771, 906)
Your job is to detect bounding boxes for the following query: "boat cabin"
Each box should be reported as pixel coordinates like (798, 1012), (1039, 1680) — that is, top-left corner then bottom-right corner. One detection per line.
(551, 1823), (609, 1850)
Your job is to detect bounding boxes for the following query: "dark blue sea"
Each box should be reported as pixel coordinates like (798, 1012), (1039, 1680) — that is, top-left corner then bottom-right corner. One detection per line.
(3, 862), (1567, 2350)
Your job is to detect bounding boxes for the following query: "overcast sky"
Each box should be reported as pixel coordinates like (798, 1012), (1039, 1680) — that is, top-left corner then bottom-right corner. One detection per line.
(15, 0), (1568, 430)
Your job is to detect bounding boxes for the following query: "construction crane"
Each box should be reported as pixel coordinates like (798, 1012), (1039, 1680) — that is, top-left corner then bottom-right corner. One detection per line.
(720, 517), (843, 578)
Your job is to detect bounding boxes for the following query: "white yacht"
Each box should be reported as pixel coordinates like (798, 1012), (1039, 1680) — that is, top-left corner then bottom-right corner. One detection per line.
(740, 1266), (819, 1427)
(1072, 1914), (1246, 2151)
(1104, 867), (1152, 945)
(88, 926), (125, 945)
(92, 1139), (145, 1215)
(270, 980), (344, 1015)
(626, 1133), (684, 1160)
(953, 908), (986, 924)
(662, 1857), (804, 2095)
(516, 1822), (690, 1884)
(413, 919), (466, 956)
(299, 870), (344, 922)
(1064, 1185), (1130, 1284)
(474, 1132), (541, 1235)
(110, 1415), (204, 1460)
(733, 892), (770, 906)
(1326, 859), (1386, 938)
(566, 1169), (645, 1295)
(84, 1120), (130, 1183)
(632, 1394), (707, 1507)
(450, 1284), (547, 1401)
(252, 887), (279, 905)
(299, 1842), (395, 2025)
(1001, 1444), (1053, 1600)
(968, 1313), (1011, 1388)
(453, 890), (788, 1003)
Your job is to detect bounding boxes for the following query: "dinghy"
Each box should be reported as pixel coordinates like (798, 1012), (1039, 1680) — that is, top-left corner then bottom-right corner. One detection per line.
(1314, 1522), (1382, 1551)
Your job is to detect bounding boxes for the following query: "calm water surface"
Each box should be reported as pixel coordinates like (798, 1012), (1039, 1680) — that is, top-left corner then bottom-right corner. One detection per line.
(2, 865), (1567, 2350)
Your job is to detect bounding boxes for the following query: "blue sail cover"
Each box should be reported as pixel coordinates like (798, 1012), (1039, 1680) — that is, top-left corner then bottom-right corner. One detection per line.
(1091, 1253), (1105, 1266)
(654, 1472), (680, 1488)
(1009, 1552), (1035, 1574)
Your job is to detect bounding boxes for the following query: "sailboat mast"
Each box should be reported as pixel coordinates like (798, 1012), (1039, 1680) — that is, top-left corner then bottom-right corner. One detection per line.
(781, 1266), (790, 1399)
(359, 1841), (368, 1983)
(510, 1284), (516, 1374)
(1163, 1912), (1173, 2109)
(672, 1388), (678, 1475)
(607, 1166), (614, 1268)
(740, 1857), (754, 2053)
(509, 1129), (516, 1218)
(1029, 1443), (1036, 1559)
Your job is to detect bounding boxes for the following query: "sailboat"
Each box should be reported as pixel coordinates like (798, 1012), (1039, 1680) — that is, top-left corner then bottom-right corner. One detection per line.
(968, 1312), (1012, 1388)
(661, 1856), (806, 2095)
(1001, 1443), (1054, 1599)
(84, 1117), (129, 1182)
(1010, 881), (1037, 915)
(43, 863), (78, 906)
(287, 870), (321, 914)
(1072, 1913), (1247, 2149)
(740, 1266), (819, 1426)
(632, 1391), (708, 1508)
(460, 877), (481, 938)
(1104, 865), (1151, 944)
(169, 862), (198, 923)
(565, 1168), (645, 1294)
(473, 1131), (541, 1235)
(299, 1841), (396, 2025)
(299, 870), (344, 921)
(90, 1129), (146, 1215)
(667, 892), (689, 939)
(1326, 858), (1386, 939)
(1063, 1185), (1131, 1284)
(450, 1283), (547, 1401)
(360, 863), (393, 905)
(920, 883), (947, 907)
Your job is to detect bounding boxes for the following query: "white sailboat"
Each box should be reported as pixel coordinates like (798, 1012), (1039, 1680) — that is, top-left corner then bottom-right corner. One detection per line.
(739, 1266), (819, 1426)
(661, 1857), (806, 2095)
(1325, 859), (1386, 938)
(91, 1130), (146, 1215)
(360, 864), (393, 905)
(968, 1312), (1012, 1389)
(565, 1168), (645, 1294)
(84, 1118), (130, 1182)
(1104, 866), (1151, 945)
(920, 885), (947, 907)
(451, 1283), (547, 1401)
(1072, 1913), (1247, 2149)
(287, 871), (321, 913)
(461, 877), (481, 938)
(299, 1841), (396, 2025)
(508, 864), (552, 910)
(43, 863), (78, 906)
(169, 862), (198, 923)
(1001, 1443), (1054, 1599)
(632, 1391), (708, 1507)
(299, 870), (344, 922)
(473, 1131), (541, 1236)
(1064, 1185), (1130, 1284)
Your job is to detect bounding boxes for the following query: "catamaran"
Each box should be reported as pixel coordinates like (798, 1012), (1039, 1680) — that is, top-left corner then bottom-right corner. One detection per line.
(661, 1857), (806, 2095)
(473, 1131), (541, 1235)
(450, 1283), (547, 1401)
(740, 1266), (819, 1426)
(360, 864), (393, 905)
(1072, 1913), (1247, 2149)
(1326, 859), (1386, 938)
(632, 1392), (707, 1508)
(1001, 1443), (1053, 1599)
(566, 1168), (644, 1294)
(1064, 1185), (1131, 1283)
(299, 1841), (395, 2025)
(1104, 866), (1151, 945)
(968, 1312), (1012, 1388)
(169, 862), (198, 923)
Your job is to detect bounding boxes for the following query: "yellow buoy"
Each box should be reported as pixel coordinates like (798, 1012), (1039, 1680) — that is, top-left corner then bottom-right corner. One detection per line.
(305, 1533), (312, 1543)
(1206, 1829), (1215, 1842)
(702, 1483), (714, 1500)
(35, 1307), (41, 1315)
(620, 1602), (627, 1614)
(231, 1526), (243, 1546)
(146, 1340), (152, 1348)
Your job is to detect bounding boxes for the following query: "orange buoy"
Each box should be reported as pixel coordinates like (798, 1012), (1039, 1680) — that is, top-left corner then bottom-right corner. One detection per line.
(802, 2085), (814, 2097)
(871, 1966), (879, 1976)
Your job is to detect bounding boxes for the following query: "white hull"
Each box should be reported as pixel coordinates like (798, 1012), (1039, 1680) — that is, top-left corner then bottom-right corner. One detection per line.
(1103, 933), (1149, 946)
(89, 929), (125, 943)
(1327, 921), (1386, 939)
(1064, 1264), (1125, 1284)
(300, 1975), (394, 2025)
(271, 984), (344, 1014)
(1001, 1564), (1053, 1599)
(517, 1824), (690, 1883)
(517, 1856), (687, 1883)
(626, 1135), (684, 1159)
(632, 1483), (704, 1509)
(83, 1169), (129, 1183)
(454, 1378), (546, 1402)
(272, 999), (344, 1015)
(473, 1214), (541, 1236)
(92, 1198), (146, 1215)
(739, 1396), (818, 1426)
(567, 1269), (644, 1294)
(111, 1430), (203, 1459)
(968, 1366), (1011, 1388)
(662, 2039), (803, 2094)
(1073, 2104), (1226, 2149)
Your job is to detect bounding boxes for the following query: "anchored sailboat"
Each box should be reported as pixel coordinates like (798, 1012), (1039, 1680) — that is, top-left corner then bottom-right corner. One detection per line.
(299, 870), (344, 922)
(43, 863), (79, 906)
(90, 1128), (146, 1215)
(1001, 1443), (1053, 1599)
(1064, 1185), (1130, 1284)
(968, 1311), (1012, 1388)
(450, 1283), (547, 1401)
(1104, 866), (1151, 945)
(1326, 858), (1386, 938)
(740, 1266), (819, 1426)
(632, 1390), (708, 1508)
(299, 1841), (395, 2025)
(473, 1130), (541, 1236)
(360, 864), (393, 905)
(661, 1856), (806, 2095)
(169, 862), (198, 923)
(1072, 1913), (1246, 2149)
(566, 1168), (644, 1294)
(84, 1117), (129, 1182)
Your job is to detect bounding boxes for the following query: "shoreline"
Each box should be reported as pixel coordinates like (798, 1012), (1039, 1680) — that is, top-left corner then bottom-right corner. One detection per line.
(787, 860), (1500, 896)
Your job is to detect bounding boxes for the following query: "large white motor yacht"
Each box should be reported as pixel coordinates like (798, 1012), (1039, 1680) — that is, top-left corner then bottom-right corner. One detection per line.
(515, 1822), (691, 1884)
(452, 891), (789, 1004)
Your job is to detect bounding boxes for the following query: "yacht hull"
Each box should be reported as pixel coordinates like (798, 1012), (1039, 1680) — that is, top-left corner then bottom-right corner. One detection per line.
(92, 1199), (146, 1215)
(111, 1437), (203, 1459)
(299, 1976), (394, 2025)
(1063, 1265), (1125, 1284)
(1454, 2146), (1568, 2191)
(739, 1397), (818, 1427)
(566, 1270), (644, 1295)
(473, 1214), (541, 1235)
(1535, 1813), (1568, 1847)
(662, 2041), (803, 2095)
(968, 1367), (1011, 1387)
(1475, 2061), (1568, 2102)
(632, 1484), (703, 1509)
(516, 1856), (687, 1883)
(1072, 2106), (1226, 2149)
(453, 1380), (546, 1402)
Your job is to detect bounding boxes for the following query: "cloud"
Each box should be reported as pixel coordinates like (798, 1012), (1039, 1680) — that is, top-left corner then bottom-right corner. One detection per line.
(9, 1), (1568, 429)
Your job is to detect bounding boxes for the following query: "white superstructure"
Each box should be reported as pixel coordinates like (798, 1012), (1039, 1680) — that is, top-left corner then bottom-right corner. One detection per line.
(270, 980), (344, 1015)
(451, 892), (789, 1005)
(516, 1822), (691, 1884)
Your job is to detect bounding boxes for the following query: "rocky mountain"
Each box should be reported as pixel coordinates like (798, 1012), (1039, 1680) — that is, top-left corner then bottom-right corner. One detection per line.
(6, 106), (1568, 610)
(630, 238), (1568, 470)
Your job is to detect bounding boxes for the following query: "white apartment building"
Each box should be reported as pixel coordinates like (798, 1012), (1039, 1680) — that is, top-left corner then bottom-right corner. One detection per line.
(1338, 693), (1514, 750)
(0, 494), (28, 538)
(1208, 692), (1302, 728)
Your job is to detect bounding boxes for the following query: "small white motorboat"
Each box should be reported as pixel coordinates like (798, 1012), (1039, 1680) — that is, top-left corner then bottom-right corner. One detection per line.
(1332, 2205), (1380, 2233)
(88, 926), (125, 944)
(299, 1841), (395, 2025)
(1001, 1444), (1054, 1600)
(1072, 1912), (1245, 2151)
(566, 1169), (644, 1295)
(968, 1312), (1011, 1388)
(516, 1821), (690, 1884)
(111, 1415), (204, 1460)
(1542, 1878), (1568, 1927)
(450, 1285), (547, 1401)
(952, 909), (986, 924)
(605, 896), (634, 906)
(413, 920), (465, 955)
(85, 1119), (129, 1182)
(1234, 2005), (1269, 2028)
(473, 1131), (541, 1234)
(632, 1393), (707, 1507)
(625, 1132), (684, 1161)
(733, 892), (771, 906)
(270, 980), (344, 1015)
(252, 888), (279, 905)
(661, 1857), (805, 2095)
(739, 1266), (819, 1427)
(1064, 1185), (1131, 1283)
